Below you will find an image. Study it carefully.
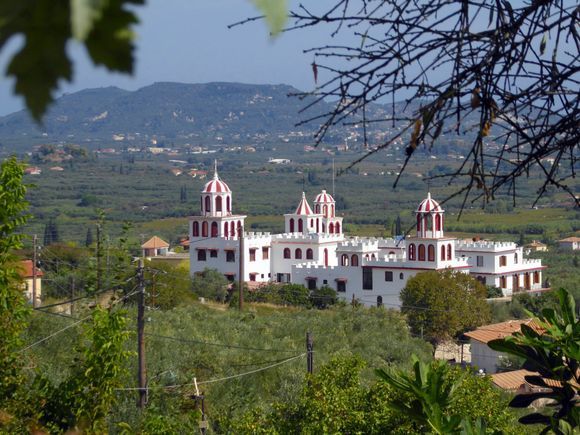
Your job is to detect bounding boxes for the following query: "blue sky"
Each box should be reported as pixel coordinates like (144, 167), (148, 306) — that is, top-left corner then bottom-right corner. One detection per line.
(0, 1), (339, 116)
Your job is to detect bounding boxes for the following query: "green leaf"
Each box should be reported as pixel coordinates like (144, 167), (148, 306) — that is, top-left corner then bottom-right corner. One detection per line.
(252, 0), (287, 36)
(71, 0), (108, 40)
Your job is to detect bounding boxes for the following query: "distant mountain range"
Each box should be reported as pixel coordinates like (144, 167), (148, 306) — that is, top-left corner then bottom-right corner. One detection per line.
(0, 82), (379, 145)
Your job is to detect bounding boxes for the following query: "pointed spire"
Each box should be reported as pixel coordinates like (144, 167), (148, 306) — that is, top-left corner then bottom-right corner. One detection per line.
(213, 159), (219, 179)
(427, 191), (431, 199)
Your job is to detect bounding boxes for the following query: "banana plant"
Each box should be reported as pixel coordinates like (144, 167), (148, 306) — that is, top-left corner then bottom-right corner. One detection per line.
(488, 288), (579, 434)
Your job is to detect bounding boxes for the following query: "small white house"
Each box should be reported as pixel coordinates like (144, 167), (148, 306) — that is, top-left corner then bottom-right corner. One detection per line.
(558, 236), (580, 250)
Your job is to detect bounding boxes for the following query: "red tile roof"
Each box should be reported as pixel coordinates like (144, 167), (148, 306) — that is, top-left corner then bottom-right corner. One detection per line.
(141, 236), (169, 249)
(18, 260), (43, 278)
(464, 319), (543, 344)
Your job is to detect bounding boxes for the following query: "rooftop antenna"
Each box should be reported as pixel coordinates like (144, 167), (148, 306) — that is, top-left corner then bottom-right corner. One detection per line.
(214, 159), (218, 178)
(302, 172), (305, 192)
(332, 159), (335, 197)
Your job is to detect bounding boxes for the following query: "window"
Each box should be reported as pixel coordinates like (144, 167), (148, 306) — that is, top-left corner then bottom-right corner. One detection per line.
(298, 219), (304, 233)
(204, 196), (211, 213)
(399, 272), (404, 280)
(377, 296), (383, 307)
(216, 196), (222, 212)
(428, 245), (435, 261)
(329, 222), (334, 233)
(197, 249), (206, 261)
(476, 255), (484, 267)
(513, 274), (519, 288)
(307, 278), (317, 290)
(418, 244), (426, 261)
(249, 248), (256, 261)
(435, 214), (441, 231)
(225, 274), (235, 282)
(447, 243), (452, 260)
(341, 254), (349, 266)
(362, 267), (373, 290)
(192, 221), (199, 237)
(210, 250), (218, 258)
(283, 248), (291, 259)
(306, 249), (313, 260)
(534, 271), (540, 284)
(441, 245), (446, 260)
(351, 254), (359, 266)
(324, 249), (328, 267)
(202, 221), (208, 237)
(295, 248), (302, 259)
(224, 222), (229, 238)
(337, 281), (346, 292)
(230, 221), (235, 237)
(385, 271), (393, 281)
(226, 196), (231, 212)
(500, 255), (507, 267)
(226, 250), (235, 262)
(249, 273), (256, 282)
(408, 243), (416, 260)
(289, 218), (295, 232)
(500, 276), (507, 288)
(514, 252), (518, 264)
(323, 279), (328, 285)
(335, 222), (341, 233)
(262, 247), (269, 260)
(417, 214), (421, 231)
(211, 222), (218, 237)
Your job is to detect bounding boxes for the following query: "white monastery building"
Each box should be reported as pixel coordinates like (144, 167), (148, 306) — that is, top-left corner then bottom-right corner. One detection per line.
(189, 166), (547, 307)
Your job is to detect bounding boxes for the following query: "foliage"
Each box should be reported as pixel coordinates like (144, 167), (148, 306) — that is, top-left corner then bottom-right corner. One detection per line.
(487, 285), (503, 299)
(310, 285), (338, 309)
(241, 283), (312, 308)
(231, 355), (518, 434)
(0, 157), (30, 401)
(146, 261), (195, 310)
(489, 289), (580, 433)
(192, 268), (229, 303)
(400, 270), (491, 347)
(0, 0), (143, 120)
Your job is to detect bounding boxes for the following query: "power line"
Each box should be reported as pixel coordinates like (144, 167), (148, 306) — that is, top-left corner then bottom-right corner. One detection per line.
(115, 353), (307, 392)
(145, 332), (299, 353)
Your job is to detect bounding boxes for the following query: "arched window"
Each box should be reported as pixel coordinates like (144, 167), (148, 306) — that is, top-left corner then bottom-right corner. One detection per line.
(283, 248), (291, 259)
(409, 243), (416, 260)
(200, 197), (203, 213)
(295, 248), (302, 259)
(351, 255), (359, 266)
(371, 253), (376, 260)
(418, 244), (426, 261)
(315, 205), (320, 213)
(202, 221), (208, 237)
(441, 245), (446, 260)
(388, 251), (395, 258)
(428, 244), (435, 261)
(215, 196), (222, 212)
(237, 221), (242, 237)
(324, 249), (328, 266)
(329, 222), (335, 234)
(211, 222), (218, 237)
(298, 218), (304, 233)
(322, 223), (326, 233)
(341, 254), (349, 266)
(435, 214), (441, 231)
(204, 196), (211, 213)
(310, 219), (314, 227)
(534, 271), (540, 284)
(230, 221), (235, 237)
(417, 214), (422, 231)
(514, 252), (518, 264)
(223, 222), (228, 238)
(331, 205), (335, 217)
(447, 243), (452, 260)
(323, 205), (328, 216)
(335, 222), (341, 233)
(290, 218), (295, 232)
(192, 221), (199, 237)
(226, 196), (231, 212)
(377, 296), (383, 307)
(306, 249), (313, 260)
(316, 219), (320, 233)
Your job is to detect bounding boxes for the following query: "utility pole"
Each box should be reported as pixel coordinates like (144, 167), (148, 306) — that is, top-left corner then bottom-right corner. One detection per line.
(96, 222), (102, 293)
(137, 259), (147, 409)
(70, 276), (75, 317)
(32, 234), (37, 308)
(306, 332), (313, 374)
(238, 226), (244, 310)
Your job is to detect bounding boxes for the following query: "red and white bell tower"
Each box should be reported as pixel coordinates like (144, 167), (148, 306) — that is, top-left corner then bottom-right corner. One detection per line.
(314, 190), (343, 235)
(415, 192), (444, 238)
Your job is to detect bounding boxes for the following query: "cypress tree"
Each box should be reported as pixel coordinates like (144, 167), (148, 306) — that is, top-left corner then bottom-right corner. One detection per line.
(85, 227), (94, 247)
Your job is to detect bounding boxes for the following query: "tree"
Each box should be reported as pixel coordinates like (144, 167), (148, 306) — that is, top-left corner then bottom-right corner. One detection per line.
(276, 1), (578, 208)
(489, 288), (579, 433)
(85, 227), (94, 247)
(146, 262), (195, 310)
(191, 268), (229, 303)
(400, 270), (491, 347)
(0, 158), (31, 401)
(310, 285), (338, 309)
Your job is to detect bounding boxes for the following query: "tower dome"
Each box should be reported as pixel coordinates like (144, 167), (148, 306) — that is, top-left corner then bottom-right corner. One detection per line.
(200, 161), (232, 217)
(314, 190), (335, 218)
(415, 192), (444, 238)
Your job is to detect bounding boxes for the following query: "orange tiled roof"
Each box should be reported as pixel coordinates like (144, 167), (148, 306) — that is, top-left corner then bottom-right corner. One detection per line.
(464, 319), (543, 344)
(559, 237), (580, 243)
(18, 260), (44, 278)
(141, 236), (169, 249)
(491, 369), (563, 391)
